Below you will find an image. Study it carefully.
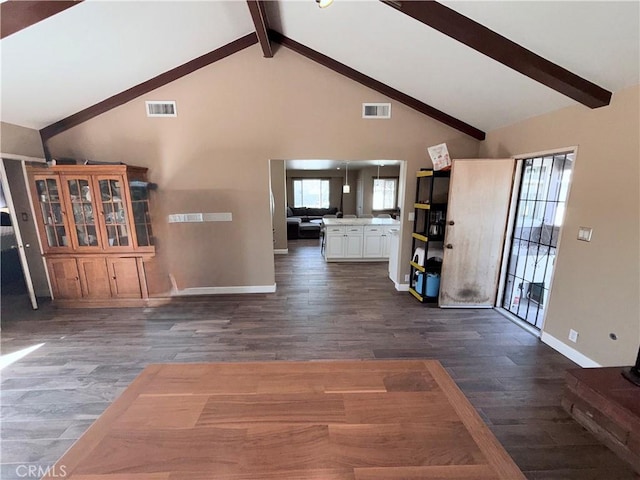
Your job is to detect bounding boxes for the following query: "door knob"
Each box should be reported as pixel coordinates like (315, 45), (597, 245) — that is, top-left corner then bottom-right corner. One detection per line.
(446, 244), (453, 249)
(449, 221), (455, 226)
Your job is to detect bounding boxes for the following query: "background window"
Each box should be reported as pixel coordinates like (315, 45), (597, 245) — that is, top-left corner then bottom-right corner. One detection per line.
(293, 179), (330, 208)
(373, 178), (397, 210)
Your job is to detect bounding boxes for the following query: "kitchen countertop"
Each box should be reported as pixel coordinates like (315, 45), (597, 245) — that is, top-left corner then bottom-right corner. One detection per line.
(322, 218), (400, 227)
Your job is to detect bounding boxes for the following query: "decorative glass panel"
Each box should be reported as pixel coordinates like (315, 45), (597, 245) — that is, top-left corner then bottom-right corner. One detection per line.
(67, 179), (98, 247)
(99, 179), (129, 247)
(35, 178), (68, 248)
(129, 180), (153, 246)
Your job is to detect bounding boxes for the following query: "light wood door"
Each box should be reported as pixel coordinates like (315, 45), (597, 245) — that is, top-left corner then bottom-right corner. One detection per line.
(107, 257), (142, 298)
(77, 257), (111, 299)
(440, 159), (515, 307)
(47, 257), (82, 299)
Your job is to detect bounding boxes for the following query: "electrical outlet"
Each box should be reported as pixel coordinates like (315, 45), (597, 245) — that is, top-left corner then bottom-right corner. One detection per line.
(404, 274), (410, 282)
(568, 329), (579, 343)
(408, 212), (415, 222)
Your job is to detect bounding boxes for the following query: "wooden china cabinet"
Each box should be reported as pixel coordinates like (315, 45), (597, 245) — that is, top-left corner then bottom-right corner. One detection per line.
(27, 164), (155, 307)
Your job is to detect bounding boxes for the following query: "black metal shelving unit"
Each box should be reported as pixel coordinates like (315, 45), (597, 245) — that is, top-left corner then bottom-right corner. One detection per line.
(409, 168), (450, 303)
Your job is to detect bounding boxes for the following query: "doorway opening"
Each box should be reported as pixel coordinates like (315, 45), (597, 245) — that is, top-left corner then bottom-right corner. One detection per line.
(269, 159), (407, 285)
(501, 151), (575, 329)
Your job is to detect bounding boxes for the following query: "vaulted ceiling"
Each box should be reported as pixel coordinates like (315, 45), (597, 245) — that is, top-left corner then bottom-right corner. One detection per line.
(1, 1), (638, 142)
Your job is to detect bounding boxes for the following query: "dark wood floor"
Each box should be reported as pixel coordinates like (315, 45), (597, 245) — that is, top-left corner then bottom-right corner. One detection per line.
(1, 239), (637, 480)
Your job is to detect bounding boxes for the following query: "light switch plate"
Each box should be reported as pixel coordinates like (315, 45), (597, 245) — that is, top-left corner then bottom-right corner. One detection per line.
(577, 226), (592, 242)
(408, 212), (415, 221)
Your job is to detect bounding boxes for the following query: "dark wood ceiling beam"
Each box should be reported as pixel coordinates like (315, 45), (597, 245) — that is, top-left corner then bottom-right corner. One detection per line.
(1, 0), (83, 40)
(270, 30), (484, 140)
(247, 1), (273, 58)
(40, 33), (258, 141)
(381, 1), (611, 108)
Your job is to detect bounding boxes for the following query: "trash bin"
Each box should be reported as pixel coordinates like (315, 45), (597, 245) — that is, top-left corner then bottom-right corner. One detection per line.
(425, 272), (440, 297)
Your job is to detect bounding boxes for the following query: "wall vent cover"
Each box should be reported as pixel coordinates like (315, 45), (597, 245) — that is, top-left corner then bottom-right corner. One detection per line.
(146, 101), (177, 117)
(362, 103), (391, 119)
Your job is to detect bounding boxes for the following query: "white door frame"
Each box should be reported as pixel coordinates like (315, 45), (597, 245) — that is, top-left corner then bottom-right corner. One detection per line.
(495, 146), (578, 333)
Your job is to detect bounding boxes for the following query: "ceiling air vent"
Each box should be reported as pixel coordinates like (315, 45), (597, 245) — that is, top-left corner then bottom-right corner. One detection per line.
(146, 101), (177, 117)
(362, 103), (391, 119)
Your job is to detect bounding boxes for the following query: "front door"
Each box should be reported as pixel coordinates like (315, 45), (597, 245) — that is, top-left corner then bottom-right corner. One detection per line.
(439, 159), (515, 307)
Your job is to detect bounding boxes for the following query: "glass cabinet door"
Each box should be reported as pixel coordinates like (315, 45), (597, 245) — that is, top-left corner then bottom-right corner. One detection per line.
(96, 177), (130, 248)
(129, 180), (153, 247)
(66, 176), (100, 248)
(34, 176), (70, 250)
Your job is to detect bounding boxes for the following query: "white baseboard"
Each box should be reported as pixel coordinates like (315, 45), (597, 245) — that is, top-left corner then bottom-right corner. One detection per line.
(174, 284), (277, 296)
(394, 282), (409, 292)
(274, 249), (288, 255)
(540, 332), (601, 367)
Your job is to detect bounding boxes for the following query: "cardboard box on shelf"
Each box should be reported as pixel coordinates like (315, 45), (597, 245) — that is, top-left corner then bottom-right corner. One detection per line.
(427, 143), (451, 171)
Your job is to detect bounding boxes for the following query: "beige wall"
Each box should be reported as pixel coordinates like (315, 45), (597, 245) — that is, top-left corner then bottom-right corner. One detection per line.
(46, 44), (480, 291)
(480, 84), (640, 367)
(270, 160), (287, 251)
(1, 122), (45, 158)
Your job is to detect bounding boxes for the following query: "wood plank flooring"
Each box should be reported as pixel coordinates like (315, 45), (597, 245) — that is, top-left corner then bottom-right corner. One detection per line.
(1, 239), (637, 479)
(39, 360), (526, 479)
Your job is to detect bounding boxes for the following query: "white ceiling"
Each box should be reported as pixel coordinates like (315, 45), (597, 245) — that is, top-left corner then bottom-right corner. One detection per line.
(1, 1), (638, 134)
(268, 0), (639, 131)
(1, 1), (254, 129)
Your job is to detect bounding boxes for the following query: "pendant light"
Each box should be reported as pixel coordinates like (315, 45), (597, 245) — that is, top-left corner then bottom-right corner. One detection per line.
(343, 162), (350, 193)
(316, 0), (334, 8)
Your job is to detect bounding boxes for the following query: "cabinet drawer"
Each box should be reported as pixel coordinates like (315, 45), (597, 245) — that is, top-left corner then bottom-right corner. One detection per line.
(326, 226), (345, 234)
(345, 226), (364, 234)
(364, 225), (383, 234)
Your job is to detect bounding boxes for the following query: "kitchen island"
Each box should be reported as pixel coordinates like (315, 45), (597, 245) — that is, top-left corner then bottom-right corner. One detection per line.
(323, 217), (400, 262)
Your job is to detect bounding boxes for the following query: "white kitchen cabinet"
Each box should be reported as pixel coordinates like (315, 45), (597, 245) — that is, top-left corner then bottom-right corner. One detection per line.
(323, 219), (400, 262)
(381, 226), (393, 257)
(325, 226), (346, 259)
(344, 226), (364, 258)
(364, 225), (384, 258)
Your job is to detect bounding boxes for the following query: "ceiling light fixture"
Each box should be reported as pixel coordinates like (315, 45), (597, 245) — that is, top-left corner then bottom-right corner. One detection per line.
(316, 0), (334, 8)
(343, 162), (350, 193)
